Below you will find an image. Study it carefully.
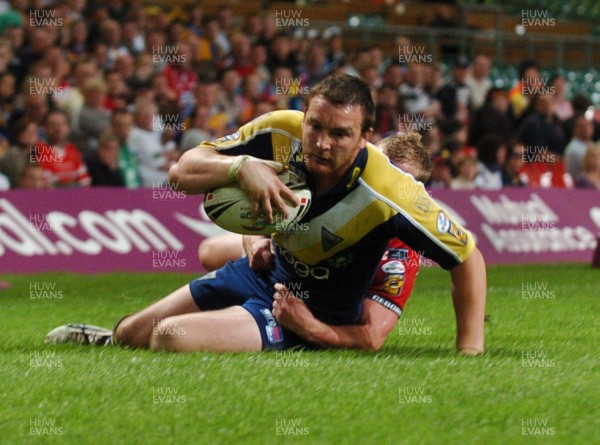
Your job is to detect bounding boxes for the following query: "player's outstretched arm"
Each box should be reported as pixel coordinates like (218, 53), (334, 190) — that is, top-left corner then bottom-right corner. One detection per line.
(168, 146), (240, 194)
(449, 246), (487, 355)
(272, 285), (397, 351)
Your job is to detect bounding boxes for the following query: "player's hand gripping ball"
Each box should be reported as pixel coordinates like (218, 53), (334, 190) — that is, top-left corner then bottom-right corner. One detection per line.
(203, 169), (311, 235)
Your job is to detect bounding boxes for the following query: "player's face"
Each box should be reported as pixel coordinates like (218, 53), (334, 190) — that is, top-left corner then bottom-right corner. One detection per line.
(302, 95), (370, 186)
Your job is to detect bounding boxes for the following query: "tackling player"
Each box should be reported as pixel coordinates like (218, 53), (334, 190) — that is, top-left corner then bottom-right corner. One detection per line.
(47, 74), (487, 355)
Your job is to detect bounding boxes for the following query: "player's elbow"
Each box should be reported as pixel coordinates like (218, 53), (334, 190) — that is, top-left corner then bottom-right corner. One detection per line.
(167, 162), (184, 191)
(366, 334), (386, 351)
(357, 329), (385, 351)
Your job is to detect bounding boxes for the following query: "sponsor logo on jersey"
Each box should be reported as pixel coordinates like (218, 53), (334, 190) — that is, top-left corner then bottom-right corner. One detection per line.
(437, 211), (450, 233)
(370, 295), (402, 316)
(387, 248), (410, 261)
(381, 260), (405, 274)
(261, 308), (283, 344)
(275, 244), (330, 279)
(436, 211), (468, 245)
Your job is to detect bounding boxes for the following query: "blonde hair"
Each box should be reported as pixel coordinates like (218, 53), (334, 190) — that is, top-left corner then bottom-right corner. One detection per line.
(377, 132), (432, 181)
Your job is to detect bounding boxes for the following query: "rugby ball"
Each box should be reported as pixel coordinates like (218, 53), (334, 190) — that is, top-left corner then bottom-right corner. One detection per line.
(203, 170), (311, 235)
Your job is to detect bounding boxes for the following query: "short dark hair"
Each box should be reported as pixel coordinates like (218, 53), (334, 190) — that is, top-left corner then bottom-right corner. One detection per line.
(306, 74), (375, 133)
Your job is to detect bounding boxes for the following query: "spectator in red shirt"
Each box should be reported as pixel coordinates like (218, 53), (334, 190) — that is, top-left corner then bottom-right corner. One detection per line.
(35, 110), (90, 187)
(161, 41), (197, 109)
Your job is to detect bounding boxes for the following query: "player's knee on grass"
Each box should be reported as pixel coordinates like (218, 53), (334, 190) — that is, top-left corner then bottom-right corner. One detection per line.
(114, 314), (153, 349)
(198, 238), (224, 271)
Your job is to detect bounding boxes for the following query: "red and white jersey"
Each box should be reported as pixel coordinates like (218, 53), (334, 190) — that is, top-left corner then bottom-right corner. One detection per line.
(367, 238), (420, 317)
(35, 142), (91, 187)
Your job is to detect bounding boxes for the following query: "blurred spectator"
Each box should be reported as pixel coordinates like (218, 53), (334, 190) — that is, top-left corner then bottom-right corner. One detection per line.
(381, 63), (403, 91)
(469, 87), (514, 147)
(56, 57), (98, 130)
(426, 156), (452, 189)
(250, 42), (270, 85)
(0, 118), (38, 187)
(326, 32), (345, 68)
(216, 6), (234, 56)
(400, 64), (436, 115)
(78, 77), (111, 153)
(267, 34), (298, 74)
(18, 161), (50, 189)
(503, 140), (527, 186)
(518, 94), (567, 156)
(0, 71), (15, 135)
(229, 32), (254, 79)
(562, 95), (593, 141)
(576, 145), (600, 189)
(104, 70), (129, 110)
(466, 55), (492, 111)
(110, 108), (141, 188)
(128, 98), (178, 187)
(85, 131), (124, 186)
(298, 41), (332, 88)
(196, 18), (222, 66)
(35, 110), (91, 187)
(508, 59), (540, 124)
(475, 134), (507, 190)
(99, 19), (129, 69)
(122, 20), (145, 56)
(180, 105), (212, 151)
(374, 84), (400, 139)
(218, 68), (242, 128)
(66, 20), (88, 60)
(564, 115), (595, 182)
(451, 156), (478, 190)
(437, 57), (471, 122)
(551, 75), (574, 122)
(161, 41), (196, 109)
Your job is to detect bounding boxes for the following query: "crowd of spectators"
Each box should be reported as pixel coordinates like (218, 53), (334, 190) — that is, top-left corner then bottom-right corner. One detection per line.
(0, 1), (598, 191)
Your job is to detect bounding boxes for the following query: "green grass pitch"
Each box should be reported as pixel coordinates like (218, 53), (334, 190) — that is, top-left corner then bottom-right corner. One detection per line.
(1, 263), (598, 444)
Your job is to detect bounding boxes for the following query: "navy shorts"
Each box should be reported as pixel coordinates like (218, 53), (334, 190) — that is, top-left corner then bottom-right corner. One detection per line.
(189, 258), (308, 350)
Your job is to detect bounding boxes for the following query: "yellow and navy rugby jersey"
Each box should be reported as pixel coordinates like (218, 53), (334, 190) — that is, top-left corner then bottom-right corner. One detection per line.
(200, 110), (475, 325)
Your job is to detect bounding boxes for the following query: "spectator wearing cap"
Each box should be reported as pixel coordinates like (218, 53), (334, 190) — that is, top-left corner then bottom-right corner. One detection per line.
(437, 56), (471, 122)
